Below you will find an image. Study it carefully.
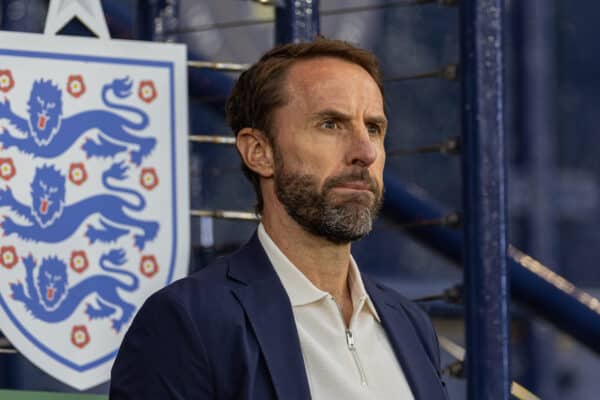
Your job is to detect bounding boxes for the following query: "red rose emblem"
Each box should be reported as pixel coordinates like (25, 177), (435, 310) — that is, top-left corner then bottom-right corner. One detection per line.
(138, 80), (157, 103)
(71, 325), (90, 349)
(139, 255), (159, 278)
(140, 167), (159, 190)
(67, 75), (86, 98)
(0, 246), (18, 269)
(70, 250), (89, 273)
(0, 158), (16, 180)
(0, 70), (14, 93)
(68, 163), (87, 185)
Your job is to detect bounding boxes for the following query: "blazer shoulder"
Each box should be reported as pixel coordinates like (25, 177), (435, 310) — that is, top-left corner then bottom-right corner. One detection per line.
(151, 255), (239, 310)
(141, 235), (269, 327)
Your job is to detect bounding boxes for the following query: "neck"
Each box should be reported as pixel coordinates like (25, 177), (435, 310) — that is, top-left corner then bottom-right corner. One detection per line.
(261, 203), (352, 302)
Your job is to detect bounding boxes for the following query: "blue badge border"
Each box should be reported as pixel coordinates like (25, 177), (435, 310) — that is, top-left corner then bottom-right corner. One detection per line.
(0, 48), (179, 373)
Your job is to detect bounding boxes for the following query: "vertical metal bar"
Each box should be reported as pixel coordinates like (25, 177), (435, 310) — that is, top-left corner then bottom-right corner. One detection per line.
(136, 0), (158, 40)
(133, 0), (166, 41)
(460, 1), (510, 399)
(514, 1), (558, 396)
(0, 0), (6, 30)
(275, 0), (320, 44)
(515, 0), (558, 270)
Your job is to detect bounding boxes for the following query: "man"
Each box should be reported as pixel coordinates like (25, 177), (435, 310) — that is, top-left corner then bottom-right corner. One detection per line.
(110, 38), (449, 399)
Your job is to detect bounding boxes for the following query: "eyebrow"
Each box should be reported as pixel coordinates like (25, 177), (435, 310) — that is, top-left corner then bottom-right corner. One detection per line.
(365, 115), (388, 129)
(311, 109), (352, 122)
(311, 108), (388, 127)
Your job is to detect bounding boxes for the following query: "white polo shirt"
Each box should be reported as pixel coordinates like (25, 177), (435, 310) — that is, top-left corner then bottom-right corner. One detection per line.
(257, 224), (415, 400)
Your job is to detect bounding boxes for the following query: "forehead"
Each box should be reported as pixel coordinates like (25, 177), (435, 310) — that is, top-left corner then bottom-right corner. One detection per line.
(282, 57), (384, 111)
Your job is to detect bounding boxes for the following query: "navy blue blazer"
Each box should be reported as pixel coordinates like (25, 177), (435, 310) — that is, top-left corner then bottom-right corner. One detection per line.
(110, 233), (449, 399)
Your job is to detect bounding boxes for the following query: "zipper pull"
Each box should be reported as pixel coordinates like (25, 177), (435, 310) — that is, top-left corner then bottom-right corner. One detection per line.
(345, 330), (355, 349)
(345, 329), (368, 386)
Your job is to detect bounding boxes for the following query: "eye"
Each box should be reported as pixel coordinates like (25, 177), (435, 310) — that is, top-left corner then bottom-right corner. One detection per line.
(37, 96), (45, 107)
(49, 187), (58, 194)
(367, 123), (382, 136)
(320, 119), (339, 130)
(47, 102), (55, 109)
(45, 272), (52, 279)
(53, 275), (62, 281)
(40, 181), (48, 191)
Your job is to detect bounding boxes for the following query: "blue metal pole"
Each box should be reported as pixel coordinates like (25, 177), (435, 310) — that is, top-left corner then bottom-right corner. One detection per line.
(136, 0), (164, 40)
(514, 0), (558, 268)
(460, 0), (510, 399)
(0, 1), (6, 30)
(513, 1), (559, 395)
(275, 0), (320, 44)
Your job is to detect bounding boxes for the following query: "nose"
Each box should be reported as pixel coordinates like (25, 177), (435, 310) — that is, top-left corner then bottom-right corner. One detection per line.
(345, 126), (378, 167)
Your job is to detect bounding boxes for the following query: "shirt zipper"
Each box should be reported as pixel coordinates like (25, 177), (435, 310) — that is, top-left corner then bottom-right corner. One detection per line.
(331, 296), (368, 386)
(345, 329), (368, 386)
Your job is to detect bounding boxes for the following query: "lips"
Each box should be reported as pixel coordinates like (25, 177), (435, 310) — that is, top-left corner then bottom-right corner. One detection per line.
(46, 287), (55, 301)
(331, 179), (377, 195)
(37, 115), (47, 130)
(335, 182), (372, 191)
(40, 199), (49, 215)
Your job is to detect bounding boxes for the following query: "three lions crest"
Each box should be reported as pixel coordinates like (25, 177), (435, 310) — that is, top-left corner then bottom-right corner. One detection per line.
(0, 70), (174, 384)
(0, 30), (189, 391)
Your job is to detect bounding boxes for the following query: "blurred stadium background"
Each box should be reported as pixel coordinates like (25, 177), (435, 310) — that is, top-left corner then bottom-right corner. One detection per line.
(0, 0), (599, 398)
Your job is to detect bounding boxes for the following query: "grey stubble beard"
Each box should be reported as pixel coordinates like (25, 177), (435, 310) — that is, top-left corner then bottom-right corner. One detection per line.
(273, 150), (383, 244)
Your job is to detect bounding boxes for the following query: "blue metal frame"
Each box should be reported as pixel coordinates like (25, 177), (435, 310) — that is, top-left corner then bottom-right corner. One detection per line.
(513, 1), (559, 394)
(514, 0), (558, 268)
(136, 0), (165, 40)
(0, 1), (6, 30)
(460, 1), (510, 398)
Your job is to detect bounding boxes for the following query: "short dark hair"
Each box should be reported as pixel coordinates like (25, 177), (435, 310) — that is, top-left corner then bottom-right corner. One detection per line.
(226, 37), (383, 213)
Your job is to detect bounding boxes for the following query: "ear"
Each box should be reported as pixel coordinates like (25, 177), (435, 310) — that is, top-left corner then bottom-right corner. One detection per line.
(236, 128), (274, 178)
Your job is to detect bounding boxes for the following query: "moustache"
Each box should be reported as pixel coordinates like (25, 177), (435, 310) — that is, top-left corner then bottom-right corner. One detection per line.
(323, 169), (380, 195)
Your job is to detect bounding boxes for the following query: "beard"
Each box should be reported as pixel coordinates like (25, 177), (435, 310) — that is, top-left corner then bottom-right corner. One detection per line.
(273, 153), (383, 244)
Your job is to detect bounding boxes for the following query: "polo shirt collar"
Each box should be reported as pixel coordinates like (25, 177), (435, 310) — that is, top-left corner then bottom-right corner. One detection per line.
(257, 223), (381, 322)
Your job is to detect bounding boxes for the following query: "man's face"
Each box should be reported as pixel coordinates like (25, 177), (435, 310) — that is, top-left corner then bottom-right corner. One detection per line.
(269, 57), (387, 244)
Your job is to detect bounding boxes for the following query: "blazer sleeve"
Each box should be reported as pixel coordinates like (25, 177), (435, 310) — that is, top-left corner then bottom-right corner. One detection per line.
(109, 290), (214, 399)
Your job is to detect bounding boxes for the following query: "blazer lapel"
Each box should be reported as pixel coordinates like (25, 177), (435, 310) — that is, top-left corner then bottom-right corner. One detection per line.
(364, 278), (445, 400)
(228, 234), (311, 400)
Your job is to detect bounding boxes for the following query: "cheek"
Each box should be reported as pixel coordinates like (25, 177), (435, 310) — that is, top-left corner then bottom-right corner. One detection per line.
(372, 147), (386, 172)
(282, 143), (337, 173)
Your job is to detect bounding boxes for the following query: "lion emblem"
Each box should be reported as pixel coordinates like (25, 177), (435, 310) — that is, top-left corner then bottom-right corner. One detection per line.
(10, 249), (139, 332)
(0, 77), (155, 165)
(0, 161), (159, 250)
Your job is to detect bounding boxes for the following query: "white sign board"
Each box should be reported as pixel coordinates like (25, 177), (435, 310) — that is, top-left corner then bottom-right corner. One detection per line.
(0, 29), (189, 390)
